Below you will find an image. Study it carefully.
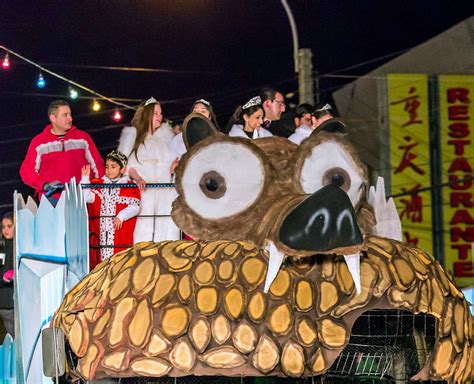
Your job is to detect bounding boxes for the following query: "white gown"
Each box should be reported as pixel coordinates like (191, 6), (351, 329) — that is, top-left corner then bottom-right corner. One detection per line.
(288, 125), (313, 145)
(228, 124), (273, 139)
(118, 123), (180, 243)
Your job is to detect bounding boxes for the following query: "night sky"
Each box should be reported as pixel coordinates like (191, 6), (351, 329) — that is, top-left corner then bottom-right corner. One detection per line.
(0, 0), (471, 213)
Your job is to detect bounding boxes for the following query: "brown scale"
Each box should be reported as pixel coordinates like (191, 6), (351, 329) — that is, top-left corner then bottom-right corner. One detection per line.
(54, 237), (473, 381)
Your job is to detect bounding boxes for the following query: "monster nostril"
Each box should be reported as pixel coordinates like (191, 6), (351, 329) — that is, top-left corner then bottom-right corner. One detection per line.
(305, 208), (329, 236)
(337, 209), (356, 240)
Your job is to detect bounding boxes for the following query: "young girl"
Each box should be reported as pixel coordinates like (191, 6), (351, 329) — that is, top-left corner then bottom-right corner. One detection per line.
(81, 150), (140, 269)
(228, 96), (273, 139)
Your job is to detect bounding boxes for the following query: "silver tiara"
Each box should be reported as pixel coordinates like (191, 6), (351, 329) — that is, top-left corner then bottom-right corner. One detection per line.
(243, 96), (261, 110)
(315, 103), (332, 112)
(195, 98), (210, 106)
(144, 97), (158, 106)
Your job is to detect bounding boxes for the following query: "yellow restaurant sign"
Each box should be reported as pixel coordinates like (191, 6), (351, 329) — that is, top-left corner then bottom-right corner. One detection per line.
(387, 74), (432, 254)
(439, 75), (473, 286)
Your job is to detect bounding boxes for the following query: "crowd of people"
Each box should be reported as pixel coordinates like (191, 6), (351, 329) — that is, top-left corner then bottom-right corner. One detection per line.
(18, 88), (336, 264)
(0, 88), (336, 338)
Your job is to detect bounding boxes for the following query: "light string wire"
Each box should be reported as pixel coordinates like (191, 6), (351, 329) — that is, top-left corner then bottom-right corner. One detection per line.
(0, 45), (137, 110)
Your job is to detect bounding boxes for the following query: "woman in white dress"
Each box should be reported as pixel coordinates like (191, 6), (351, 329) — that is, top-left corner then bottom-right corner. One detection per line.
(117, 97), (180, 242)
(228, 96), (273, 139)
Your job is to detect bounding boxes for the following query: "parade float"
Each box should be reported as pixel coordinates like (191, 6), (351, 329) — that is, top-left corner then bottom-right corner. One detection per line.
(14, 115), (473, 382)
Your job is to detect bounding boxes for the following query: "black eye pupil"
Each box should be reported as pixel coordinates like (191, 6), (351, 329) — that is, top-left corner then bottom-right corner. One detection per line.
(331, 174), (344, 187)
(205, 178), (219, 192)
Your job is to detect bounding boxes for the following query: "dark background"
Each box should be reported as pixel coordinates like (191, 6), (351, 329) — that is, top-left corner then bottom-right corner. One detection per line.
(0, 0), (471, 214)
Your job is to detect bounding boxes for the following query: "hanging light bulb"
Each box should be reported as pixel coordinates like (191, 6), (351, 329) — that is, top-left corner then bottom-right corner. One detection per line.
(112, 109), (123, 122)
(36, 72), (46, 88)
(1, 53), (10, 69)
(92, 99), (101, 112)
(69, 87), (79, 99)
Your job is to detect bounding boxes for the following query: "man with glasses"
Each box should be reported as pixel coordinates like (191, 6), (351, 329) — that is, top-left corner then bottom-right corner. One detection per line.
(260, 87), (294, 138)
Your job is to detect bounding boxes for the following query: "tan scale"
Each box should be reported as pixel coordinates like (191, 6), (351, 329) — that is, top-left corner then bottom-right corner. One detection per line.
(193, 260), (216, 285)
(69, 313), (90, 357)
(77, 341), (104, 380)
(101, 349), (131, 372)
(130, 357), (172, 377)
(295, 317), (318, 346)
(160, 242), (192, 272)
(169, 338), (196, 372)
(128, 298), (153, 348)
(318, 318), (348, 349)
(269, 269), (291, 298)
(160, 304), (190, 339)
(310, 348), (327, 375)
(319, 281), (338, 314)
(200, 241), (228, 259)
(332, 261), (378, 318)
(281, 342), (305, 377)
(223, 285), (246, 320)
(211, 314), (231, 345)
(92, 308), (111, 339)
(131, 258), (160, 296)
(247, 291), (267, 323)
(196, 286), (219, 315)
(335, 260), (355, 295)
(151, 274), (177, 307)
(294, 279), (313, 312)
(108, 268), (131, 304)
(144, 330), (172, 357)
(108, 297), (136, 349)
(177, 274), (193, 303)
(189, 317), (211, 352)
(199, 346), (246, 369)
(389, 257), (416, 290)
(267, 303), (293, 336)
(217, 259), (237, 285)
(252, 335), (280, 373)
(240, 257), (267, 289)
(232, 321), (258, 354)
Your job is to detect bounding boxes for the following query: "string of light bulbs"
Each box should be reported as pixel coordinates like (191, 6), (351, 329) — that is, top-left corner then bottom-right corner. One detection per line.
(0, 45), (138, 122)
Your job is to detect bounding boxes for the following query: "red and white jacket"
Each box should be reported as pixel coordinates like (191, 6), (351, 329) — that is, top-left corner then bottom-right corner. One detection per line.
(20, 124), (105, 196)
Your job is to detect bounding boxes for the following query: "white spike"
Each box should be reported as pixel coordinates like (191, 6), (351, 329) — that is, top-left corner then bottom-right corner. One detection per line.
(368, 177), (402, 241)
(343, 253), (361, 294)
(263, 241), (285, 293)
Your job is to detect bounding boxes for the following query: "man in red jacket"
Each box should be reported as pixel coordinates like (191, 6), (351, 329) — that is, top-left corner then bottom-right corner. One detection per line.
(20, 100), (105, 204)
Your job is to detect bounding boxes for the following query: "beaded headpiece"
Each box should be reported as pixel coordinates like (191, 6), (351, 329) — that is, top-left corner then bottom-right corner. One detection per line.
(315, 103), (332, 112)
(242, 96), (262, 110)
(106, 150), (128, 168)
(144, 97), (158, 106)
(194, 99), (210, 106)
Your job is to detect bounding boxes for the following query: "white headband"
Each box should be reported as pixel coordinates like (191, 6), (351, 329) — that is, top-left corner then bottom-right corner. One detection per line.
(195, 98), (210, 106)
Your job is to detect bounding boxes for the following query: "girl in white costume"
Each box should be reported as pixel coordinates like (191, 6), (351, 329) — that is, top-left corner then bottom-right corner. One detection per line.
(228, 96), (273, 139)
(118, 97), (180, 242)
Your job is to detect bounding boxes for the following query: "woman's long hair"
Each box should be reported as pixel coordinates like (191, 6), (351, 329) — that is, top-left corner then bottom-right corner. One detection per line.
(130, 101), (160, 159)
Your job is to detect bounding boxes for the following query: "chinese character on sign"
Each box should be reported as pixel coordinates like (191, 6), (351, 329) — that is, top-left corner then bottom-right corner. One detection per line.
(390, 86), (423, 127)
(404, 231), (419, 247)
(395, 136), (426, 175)
(399, 183), (423, 223)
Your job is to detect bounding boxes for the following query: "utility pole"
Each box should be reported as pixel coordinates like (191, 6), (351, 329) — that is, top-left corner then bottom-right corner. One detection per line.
(280, 1), (315, 105)
(298, 49), (314, 105)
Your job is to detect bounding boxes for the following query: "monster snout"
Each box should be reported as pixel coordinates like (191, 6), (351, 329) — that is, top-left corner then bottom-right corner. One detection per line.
(278, 184), (363, 254)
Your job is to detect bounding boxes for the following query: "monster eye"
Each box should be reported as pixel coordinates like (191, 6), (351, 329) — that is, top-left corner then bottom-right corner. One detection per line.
(181, 142), (265, 220)
(299, 141), (364, 205)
